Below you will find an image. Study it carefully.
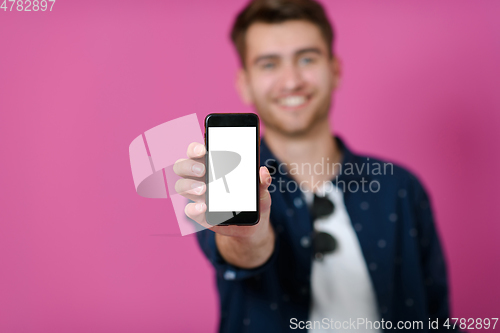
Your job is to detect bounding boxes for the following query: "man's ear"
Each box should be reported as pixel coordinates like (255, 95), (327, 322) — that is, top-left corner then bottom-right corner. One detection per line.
(330, 56), (342, 90)
(235, 68), (254, 105)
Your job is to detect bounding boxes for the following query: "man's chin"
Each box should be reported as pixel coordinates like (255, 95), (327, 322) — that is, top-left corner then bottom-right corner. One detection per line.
(270, 123), (316, 137)
(275, 113), (320, 134)
(259, 105), (328, 136)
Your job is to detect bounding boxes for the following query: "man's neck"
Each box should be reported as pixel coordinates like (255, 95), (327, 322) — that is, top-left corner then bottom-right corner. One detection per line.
(263, 119), (342, 192)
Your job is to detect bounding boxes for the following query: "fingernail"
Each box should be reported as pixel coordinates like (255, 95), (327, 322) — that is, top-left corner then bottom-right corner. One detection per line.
(195, 144), (204, 156)
(192, 163), (204, 176)
(196, 203), (204, 212)
(191, 182), (204, 194)
(267, 177), (272, 185)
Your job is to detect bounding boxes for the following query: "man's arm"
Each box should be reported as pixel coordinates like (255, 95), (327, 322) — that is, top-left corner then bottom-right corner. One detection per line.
(214, 164), (275, 269)
(216, 220), (275, 269)
(174, 142), (277, 272)
(412, 176), (456, 331)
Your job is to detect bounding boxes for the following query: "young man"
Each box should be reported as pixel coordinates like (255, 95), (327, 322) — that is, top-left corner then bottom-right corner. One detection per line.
(173, 0), (454, 332)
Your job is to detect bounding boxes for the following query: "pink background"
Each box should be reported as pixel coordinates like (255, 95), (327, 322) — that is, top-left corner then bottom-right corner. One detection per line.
(1, 0), (499, 332)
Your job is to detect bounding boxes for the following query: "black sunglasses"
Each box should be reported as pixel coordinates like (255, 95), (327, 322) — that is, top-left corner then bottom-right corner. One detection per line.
(311, 193), (338, 260)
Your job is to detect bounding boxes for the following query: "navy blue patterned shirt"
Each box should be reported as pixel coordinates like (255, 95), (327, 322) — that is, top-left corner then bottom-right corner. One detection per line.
(196, 136), (453, 332)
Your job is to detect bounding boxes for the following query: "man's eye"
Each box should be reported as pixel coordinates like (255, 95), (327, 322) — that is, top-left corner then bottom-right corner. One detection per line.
(299, 57), (315, 65)
(261, 62), (276, 70)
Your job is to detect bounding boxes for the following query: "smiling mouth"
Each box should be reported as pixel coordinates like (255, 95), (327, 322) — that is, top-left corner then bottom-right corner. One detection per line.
(277, 95), (310, 109)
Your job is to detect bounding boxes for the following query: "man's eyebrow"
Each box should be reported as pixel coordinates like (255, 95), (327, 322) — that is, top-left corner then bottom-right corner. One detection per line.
(252, 47), (323, 65)
(295, 47), (323, 56)
(253, 54), (280, 65)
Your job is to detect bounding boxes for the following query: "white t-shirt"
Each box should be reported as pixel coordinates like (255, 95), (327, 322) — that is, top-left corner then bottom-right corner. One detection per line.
(303, 182), (382, 332)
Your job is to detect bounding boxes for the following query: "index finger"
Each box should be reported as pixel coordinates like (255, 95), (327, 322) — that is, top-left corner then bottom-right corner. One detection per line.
(187, 142), (206, 159)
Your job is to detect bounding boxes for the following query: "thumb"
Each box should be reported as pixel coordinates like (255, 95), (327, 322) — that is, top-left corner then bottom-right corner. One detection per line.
(259, 166), (272, 189)
(259, 166), (272, 214)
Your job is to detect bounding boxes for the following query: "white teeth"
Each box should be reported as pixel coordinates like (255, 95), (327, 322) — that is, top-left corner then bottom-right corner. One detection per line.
(279, 96), (306, 107)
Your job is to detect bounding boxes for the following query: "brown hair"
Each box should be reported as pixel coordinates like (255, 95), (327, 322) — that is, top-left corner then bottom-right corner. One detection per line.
(230, 0), (335, 66)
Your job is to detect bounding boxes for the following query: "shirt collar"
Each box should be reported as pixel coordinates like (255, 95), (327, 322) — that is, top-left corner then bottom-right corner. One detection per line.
(260, 134), (365, 181)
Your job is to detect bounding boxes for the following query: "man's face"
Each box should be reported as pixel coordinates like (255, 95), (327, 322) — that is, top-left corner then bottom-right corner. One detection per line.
(238, 20), (340, 137)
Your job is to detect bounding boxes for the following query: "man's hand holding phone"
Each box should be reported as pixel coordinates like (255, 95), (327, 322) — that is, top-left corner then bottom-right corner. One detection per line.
(173, 142), (275, 269)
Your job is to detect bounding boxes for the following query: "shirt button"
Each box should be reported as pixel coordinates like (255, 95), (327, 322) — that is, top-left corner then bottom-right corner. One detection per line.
(270, 302), (278, 310)
(406, 298), (414, 307)
(243, 318), (251, 326)
(300, 236), (311, 248)
(354, 223), (363, 232)
(369, 262), (378, 271)
(360, 201), (370, 210)
(286, 208), (295, 217)
(223, 270), (236, 280)
(378, 239), (387, 248)
(294, 197), (303, 208)
(389, 213), (398, 222)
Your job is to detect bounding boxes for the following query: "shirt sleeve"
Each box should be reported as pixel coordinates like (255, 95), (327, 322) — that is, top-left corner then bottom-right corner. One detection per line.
(195, 226), (280, 281)
(411, 176), (457, 332)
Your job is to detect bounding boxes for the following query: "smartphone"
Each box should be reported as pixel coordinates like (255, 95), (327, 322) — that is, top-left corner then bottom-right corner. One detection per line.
(204, 113), (260, 226)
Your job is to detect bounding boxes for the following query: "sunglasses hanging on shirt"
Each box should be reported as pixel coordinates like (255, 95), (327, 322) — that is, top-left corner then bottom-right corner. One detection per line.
(311, 193), (338, 261)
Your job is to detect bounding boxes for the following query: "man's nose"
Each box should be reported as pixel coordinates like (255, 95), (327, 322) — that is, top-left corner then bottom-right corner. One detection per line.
(280, 64), (304, 91)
